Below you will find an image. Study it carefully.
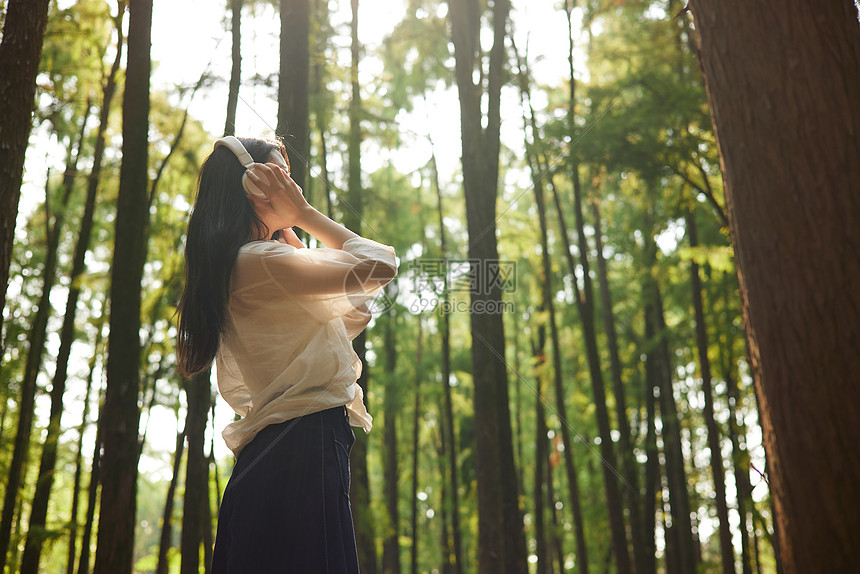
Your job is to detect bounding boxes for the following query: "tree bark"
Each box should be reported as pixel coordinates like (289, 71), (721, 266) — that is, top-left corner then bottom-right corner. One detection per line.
(156, 424), (186, 574)
(409, 319), (422, 574)
(93, 0), (152, 571)
(66, 317), (105, 574)
(0, 0), (51, 317)
(382, 308), (402, 574)
(181, 370), (212, 574)
(592, 199), (648, 574)
(446, 0), (527, 570)
(430, 140), (463, 574)
(686, 210), (734, 574)
(224, 0), (242, 136)
(20, 97), (93, 574)
(0, 112), (84, 570)
(689, 2), (860, 571)
(343, 1), (377, 569)
(278, 0), (310, 190)
(77, 390), (105, 574)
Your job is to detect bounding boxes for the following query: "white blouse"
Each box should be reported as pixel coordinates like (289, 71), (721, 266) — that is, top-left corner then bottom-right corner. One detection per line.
(215, 236), (398, 455)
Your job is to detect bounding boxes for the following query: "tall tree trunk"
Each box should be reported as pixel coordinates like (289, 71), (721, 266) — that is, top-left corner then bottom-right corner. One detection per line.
(156, 423), (186, 574)
(278, 0), (310, 189)
(642, 304), (659, 574)
(592, 199), (648, 574)
(689, 2), (860, 571)
(532, 336), (549, 574)
(93, 0), (152, 571)
(686, 210), (734, 573)
(64, 21), (126, 568)
(78, 390), (105, 574)
(513, 37), (591, 567)
(562, 2), (632, 568)
(0, 110), (86, 569)
(343, 1), (377, 569)
(409, 318), (422, 574)
(446, 0), (527, 570)
(66, 31), (122, 572)
(67, 319), (104, 574)
(650, 279), (697, 574)
(181, 370), (212, 574)
(20, 97), (94, 574)
(0, 0), (51, 316)
(382, 307), (402, 574)
(723, 342), (753, 574)
(546, 174), (591, 574)
(430, 140), (463, 574)
(224, 0), (242, 136)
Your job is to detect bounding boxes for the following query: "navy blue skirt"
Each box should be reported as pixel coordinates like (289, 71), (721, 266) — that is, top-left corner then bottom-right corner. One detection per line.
(212, 406), (360, 573)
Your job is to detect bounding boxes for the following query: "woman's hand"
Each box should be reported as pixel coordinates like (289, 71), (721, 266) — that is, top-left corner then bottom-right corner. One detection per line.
(278, 227), (306, 248)
(245, 163), (313, 229)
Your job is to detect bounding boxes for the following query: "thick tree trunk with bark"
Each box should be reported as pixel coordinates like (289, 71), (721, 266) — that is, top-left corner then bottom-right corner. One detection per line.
(689, 2), (860, 571)
(0, 0), (51, 317)
(93, 0), (152, 571)
(278, 0), (310, 189)
(446, 0), (527, 571)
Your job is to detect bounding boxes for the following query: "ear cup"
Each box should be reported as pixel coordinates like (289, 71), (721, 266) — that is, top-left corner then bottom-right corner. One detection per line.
(242, 171), (267, 198)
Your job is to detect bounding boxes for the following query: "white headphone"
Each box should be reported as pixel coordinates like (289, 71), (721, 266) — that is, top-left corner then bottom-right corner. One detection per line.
(213, 136), (267, 198)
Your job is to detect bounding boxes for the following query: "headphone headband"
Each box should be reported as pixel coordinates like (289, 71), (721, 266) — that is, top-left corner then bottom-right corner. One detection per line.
(214, 136), (254, 168)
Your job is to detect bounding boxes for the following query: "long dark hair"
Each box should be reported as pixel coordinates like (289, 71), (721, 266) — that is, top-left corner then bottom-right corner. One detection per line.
(176, 137), (287, 376)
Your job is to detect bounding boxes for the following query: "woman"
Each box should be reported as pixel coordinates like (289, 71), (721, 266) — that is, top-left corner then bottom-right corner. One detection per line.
(176, 136), (397, 573)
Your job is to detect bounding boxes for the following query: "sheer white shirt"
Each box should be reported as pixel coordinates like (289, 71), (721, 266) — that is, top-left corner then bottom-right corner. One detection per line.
(215, 236), (398, 455)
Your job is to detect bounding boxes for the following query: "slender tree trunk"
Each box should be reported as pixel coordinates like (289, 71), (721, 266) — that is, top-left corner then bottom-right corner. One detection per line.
(592, 199), (647, 574)
(723, 344), (753, 574)
(78, 390), (105, 574)
(430, 140), (463, 574)
(531, 332), (549, 574)
(156, 424), (187, 574)
(93, 0), (152, 571)
(382, 308), (402, 574)
(278, 0), (310, 189)
(650, 280), (697, 574)
(0, 113), (85, 570)
(343, 1), (377, 569)
(562, 2), (631, 567)
(20, 98), (94, 574)
(545, 174), (591, 574)
(686, 210), (735, 573)
(64, 27), (127, 565)
(642, 304), (659, 574)
(181, 370), (212, 574)
(446, 0), (527, 570)
(0, 0), (51, 316)
(224, 0), (242, 136)
(409, 319), (422, 574)
(67, 319), (104, 574)
(689, 2), (860, 571)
